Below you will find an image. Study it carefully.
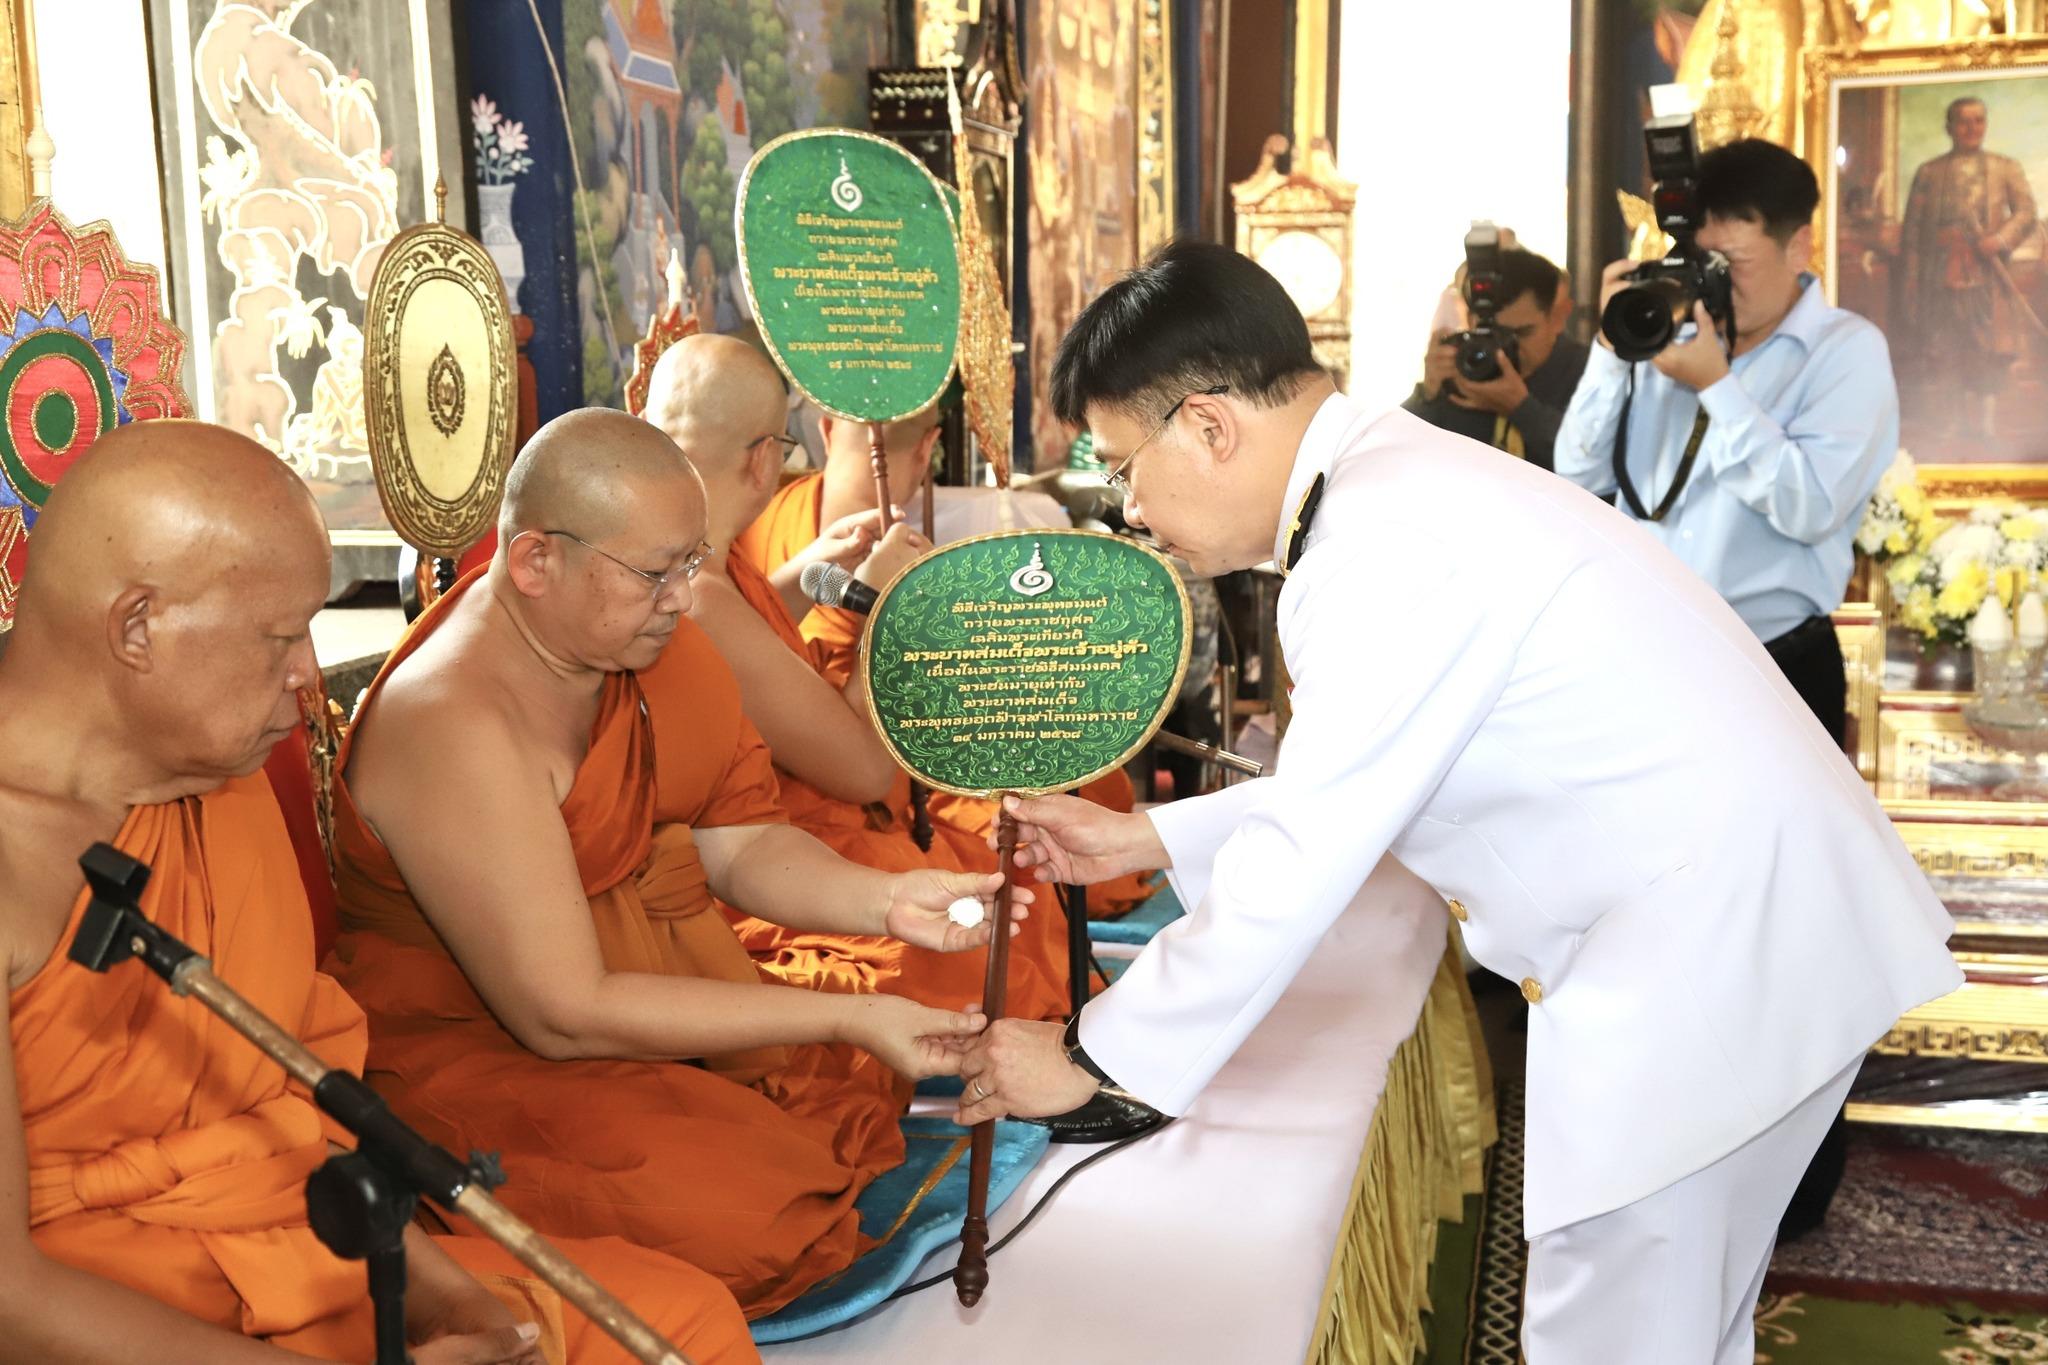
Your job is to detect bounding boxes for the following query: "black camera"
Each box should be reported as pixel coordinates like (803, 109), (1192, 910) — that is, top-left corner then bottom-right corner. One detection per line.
(1600, 114), (1736, 362)
(1448, 221), (1516, 384)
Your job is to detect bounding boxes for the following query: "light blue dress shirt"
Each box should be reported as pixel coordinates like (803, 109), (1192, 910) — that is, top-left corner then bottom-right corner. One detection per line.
(1554, 276), (1898, 642)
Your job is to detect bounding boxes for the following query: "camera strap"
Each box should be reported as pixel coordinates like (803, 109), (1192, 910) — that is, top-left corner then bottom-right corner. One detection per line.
(1611, 371), (1711, 524)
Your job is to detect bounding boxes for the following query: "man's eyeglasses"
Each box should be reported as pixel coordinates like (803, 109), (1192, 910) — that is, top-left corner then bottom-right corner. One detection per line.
(540, 529), (711, 601)
(751, 431), (802, 456)
(1103, 385), (1229, 495)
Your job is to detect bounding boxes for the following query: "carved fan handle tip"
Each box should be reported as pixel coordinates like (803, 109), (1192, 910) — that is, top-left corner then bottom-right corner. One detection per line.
(953, 1213), (991, 1305)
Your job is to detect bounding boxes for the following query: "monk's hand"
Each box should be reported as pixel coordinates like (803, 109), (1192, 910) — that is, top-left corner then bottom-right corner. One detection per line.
(844, 993), (988, 1079)
(882, 868), (1032, 952)
(955, 1019), (1099, 1125)
(402, 1227), (545, 1364)
(1000, 794), (1167, 886)
(410, 1324), (545, 1365)
(853, 522), (934, 593)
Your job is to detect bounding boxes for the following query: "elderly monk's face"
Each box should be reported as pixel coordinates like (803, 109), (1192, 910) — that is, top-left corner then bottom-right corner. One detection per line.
(553, 468), (707, 673)
(147, 533), (328, 781)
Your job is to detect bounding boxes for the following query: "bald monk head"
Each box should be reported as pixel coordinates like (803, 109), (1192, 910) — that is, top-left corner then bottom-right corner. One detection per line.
(495, 406), (710, 674)
(819, 404), (942, 520)
(644, 334), (792, 544)
(2, 420), (327, 797)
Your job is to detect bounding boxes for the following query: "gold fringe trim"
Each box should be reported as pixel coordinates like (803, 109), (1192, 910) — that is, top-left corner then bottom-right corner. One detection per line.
(1307, 941), (1498, 1365)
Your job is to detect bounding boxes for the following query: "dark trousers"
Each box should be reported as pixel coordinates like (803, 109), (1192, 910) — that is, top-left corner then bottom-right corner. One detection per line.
(1765, 614), (1847, 747)
(1762, 613), (1851, 1241)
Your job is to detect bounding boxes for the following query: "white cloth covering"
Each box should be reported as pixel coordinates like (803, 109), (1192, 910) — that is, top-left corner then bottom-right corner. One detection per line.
(758, 873), (1449, 1362)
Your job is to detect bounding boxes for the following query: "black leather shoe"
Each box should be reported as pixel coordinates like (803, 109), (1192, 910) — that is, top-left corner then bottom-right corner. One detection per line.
(1027, 1091), (1170, 1144)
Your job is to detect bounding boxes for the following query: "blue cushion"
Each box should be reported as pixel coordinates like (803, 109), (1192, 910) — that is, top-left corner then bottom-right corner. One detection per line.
(1085, 880), (1184, 946)
(748, 1116), (1052, 1342)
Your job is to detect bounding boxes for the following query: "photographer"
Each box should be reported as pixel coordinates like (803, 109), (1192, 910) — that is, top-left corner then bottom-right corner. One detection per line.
(1406, 243), (1587, 471)
(1557, 134), (1897, 1244)
(1557, 136), (1895, 749)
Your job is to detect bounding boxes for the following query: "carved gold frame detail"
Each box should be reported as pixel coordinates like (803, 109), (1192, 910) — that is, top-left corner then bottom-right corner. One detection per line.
(1136, 0), (1175, 258)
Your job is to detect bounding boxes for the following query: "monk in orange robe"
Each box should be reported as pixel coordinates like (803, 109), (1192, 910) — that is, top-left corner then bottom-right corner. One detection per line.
(642, 335), (1072, 1021)
(733, 407), (1162, 918)
(0, 423), (754, 1364)
(328, 410), (1020, 1318)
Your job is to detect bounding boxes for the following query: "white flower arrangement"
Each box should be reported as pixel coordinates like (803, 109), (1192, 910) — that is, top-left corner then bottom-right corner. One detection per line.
(472, 95), (533, 187)
(1855, 450), (1930, 560)
(1889, 502), (2048, 649)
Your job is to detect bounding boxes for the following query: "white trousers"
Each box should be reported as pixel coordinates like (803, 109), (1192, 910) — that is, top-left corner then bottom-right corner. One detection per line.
(1520, 1059), (1860, 1365)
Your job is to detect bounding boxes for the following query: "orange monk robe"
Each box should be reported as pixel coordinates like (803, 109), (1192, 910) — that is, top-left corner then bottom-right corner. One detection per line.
(15, 772), (755, 1364)
(718, 550), (1070, 1021)
(327, 574), (904, 1319)
(736, 473), (1162, 917)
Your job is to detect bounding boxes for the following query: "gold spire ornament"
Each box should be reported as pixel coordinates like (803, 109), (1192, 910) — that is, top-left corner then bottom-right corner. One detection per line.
(947, 72), (1013, 488)
(1696, 3), (1768, 148)
(1677, 0), (1800, 148)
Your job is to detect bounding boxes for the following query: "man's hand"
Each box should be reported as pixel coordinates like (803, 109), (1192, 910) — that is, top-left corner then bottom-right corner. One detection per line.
(1000, 794), (1167, 886)
(1651, 301), (1731, 391)
(1446, 348), (1529, 416)
(955, 1019), (1099, 1125)
(1420, 336), (1460, 401)
(1978, 232), (2008, 258)
(852, 522), (933, 593)
(842, 994), (987, 1080)
(882, 868), (1032, 952)
(1595, 259), (1637, 351)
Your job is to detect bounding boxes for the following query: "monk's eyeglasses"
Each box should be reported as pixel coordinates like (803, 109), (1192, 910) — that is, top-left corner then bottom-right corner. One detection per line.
(750, 431), (802, 455)
(541, 529), (710, 601)
(1103, 385), (1229, 496)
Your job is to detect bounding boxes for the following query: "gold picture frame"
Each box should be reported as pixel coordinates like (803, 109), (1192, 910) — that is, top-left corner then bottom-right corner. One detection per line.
(1803, 35), (2048, 499)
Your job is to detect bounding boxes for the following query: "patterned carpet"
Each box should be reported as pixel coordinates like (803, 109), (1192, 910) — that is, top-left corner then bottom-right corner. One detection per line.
(1424, 1084), (2048, 1364)
(1768, 1124), (2048, 1310)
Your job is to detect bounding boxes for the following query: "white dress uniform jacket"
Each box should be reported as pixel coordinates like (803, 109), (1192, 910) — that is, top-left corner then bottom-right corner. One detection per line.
(1082, 394), (1961, 1236)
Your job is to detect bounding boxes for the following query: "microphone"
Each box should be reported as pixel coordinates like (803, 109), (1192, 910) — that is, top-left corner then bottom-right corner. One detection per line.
(801, 561), (878, 615)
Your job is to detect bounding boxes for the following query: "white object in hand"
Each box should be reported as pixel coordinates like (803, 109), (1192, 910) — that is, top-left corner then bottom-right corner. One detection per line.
(2019, 592), (2048, 649)
(946, 897), (987, 928)
(1970, 595), (2014, 650)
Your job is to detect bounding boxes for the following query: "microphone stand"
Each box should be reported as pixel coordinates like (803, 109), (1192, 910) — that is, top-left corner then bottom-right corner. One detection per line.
(67, 844), (693, 1365)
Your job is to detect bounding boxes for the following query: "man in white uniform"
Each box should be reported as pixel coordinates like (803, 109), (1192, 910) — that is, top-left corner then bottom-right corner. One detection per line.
(954, 241), (1961, 1362)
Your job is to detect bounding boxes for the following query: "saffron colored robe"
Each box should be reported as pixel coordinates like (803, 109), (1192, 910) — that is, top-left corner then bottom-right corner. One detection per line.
(14, 772), (756, 1364)
(327, 573), (905, 1318)
(735, 473), (1161, 918)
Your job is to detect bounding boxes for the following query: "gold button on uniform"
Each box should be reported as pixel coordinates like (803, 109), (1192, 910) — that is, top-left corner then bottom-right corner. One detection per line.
(1447, 898), (1469, 923)
(1520, 977), (1544, 1005)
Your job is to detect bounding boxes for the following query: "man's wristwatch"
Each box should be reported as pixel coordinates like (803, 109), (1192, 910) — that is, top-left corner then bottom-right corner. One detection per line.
(1062, 1013), (1141, 1104)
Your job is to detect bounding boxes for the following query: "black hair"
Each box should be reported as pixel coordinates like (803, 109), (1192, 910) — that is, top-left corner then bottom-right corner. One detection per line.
(1481, 246), (1564, 313)
(1050, 239), (1323, 426)
(1695, 138), (1821, 245)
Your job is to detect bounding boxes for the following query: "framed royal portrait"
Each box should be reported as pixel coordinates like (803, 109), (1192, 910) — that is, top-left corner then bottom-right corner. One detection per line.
(1806, 37), (2048, 502)
(144, 0), (468, 561)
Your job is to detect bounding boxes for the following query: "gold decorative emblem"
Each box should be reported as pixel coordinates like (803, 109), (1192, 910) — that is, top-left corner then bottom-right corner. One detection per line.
(362, 177), (515, 558)
(426, 343), (466, 436)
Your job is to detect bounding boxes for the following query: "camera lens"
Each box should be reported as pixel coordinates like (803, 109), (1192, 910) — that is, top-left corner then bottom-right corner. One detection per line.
(1601, 277), (1690, 362)
(1456, 336), (1502, 383)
